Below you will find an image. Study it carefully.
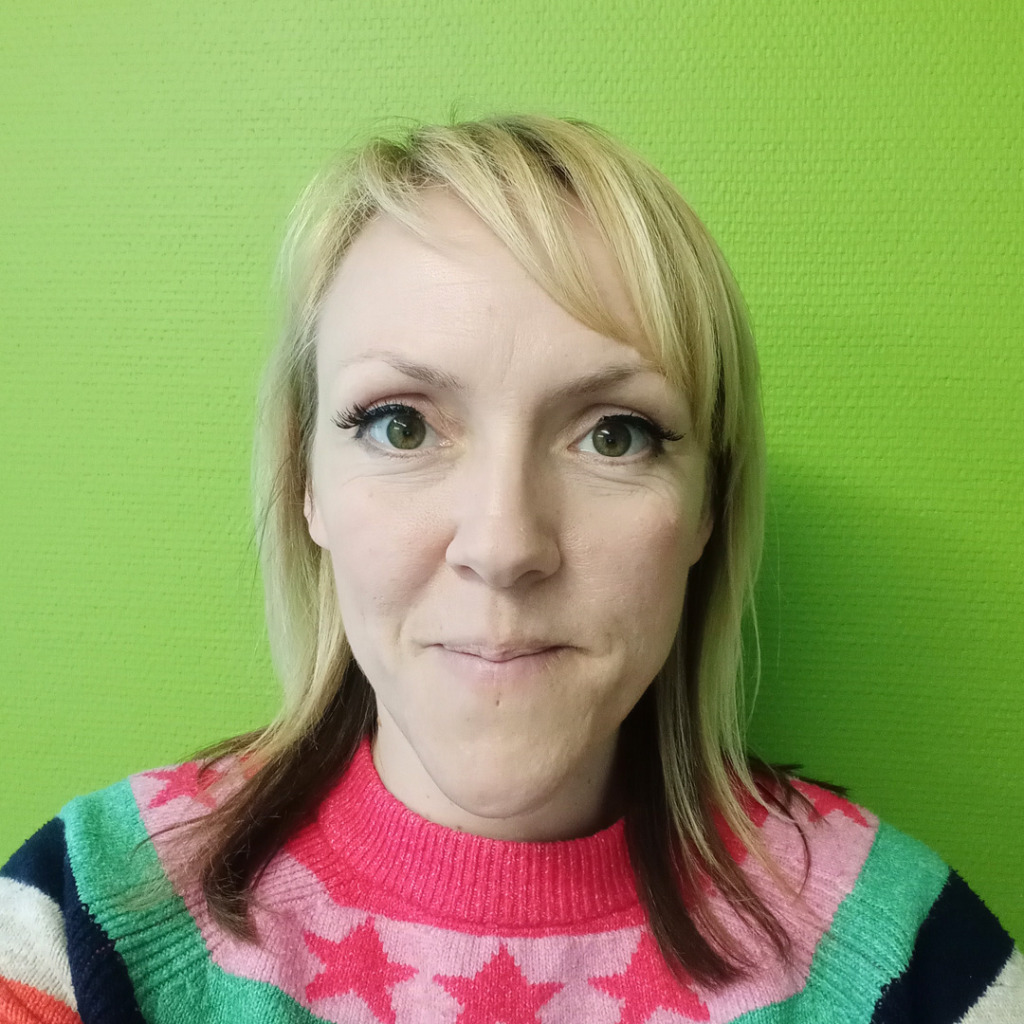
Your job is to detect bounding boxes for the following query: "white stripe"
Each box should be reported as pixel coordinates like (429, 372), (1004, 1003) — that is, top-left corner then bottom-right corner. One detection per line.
(0, 875), (78, 1010)
(957, 947), (1024, 1023)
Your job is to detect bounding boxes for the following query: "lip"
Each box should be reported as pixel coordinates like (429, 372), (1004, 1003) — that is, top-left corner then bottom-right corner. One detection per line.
(439, 643), (563, 662)
(431, 642), (569, 681)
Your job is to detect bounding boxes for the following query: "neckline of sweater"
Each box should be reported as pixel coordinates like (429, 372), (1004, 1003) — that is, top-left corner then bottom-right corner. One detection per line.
(311, 737), (642, 929)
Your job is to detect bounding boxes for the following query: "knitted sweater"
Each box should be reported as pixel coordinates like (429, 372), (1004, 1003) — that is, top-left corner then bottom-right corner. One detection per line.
(1, 741), (1020, 1024)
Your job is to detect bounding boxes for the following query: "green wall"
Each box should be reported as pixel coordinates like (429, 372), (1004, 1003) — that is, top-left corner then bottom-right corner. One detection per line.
(1, 1), (1020, 941)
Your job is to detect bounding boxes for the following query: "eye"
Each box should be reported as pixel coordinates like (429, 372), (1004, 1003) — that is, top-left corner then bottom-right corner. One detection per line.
(579, 415), (663, 458)
(334, 402), (437, 451)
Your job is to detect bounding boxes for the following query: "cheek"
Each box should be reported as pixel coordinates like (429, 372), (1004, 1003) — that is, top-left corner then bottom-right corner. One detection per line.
(316, 479), (441, 623)
(628, 511), (693, 627)
(573, 492), (695, 653)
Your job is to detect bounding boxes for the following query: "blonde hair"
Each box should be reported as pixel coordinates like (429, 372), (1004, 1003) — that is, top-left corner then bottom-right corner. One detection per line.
(202, 114), (790, 984)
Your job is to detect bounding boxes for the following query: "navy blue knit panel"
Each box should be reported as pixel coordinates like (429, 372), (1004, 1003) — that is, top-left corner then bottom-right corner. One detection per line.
(60, 843), (147, 1023)
(1, 817), (67, 894)
(1, 816), (145, 1023)
(871, 870), (1014, 1024)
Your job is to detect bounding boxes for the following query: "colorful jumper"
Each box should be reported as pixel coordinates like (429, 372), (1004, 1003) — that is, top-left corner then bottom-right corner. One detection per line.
(1, 740), (1021, 1023)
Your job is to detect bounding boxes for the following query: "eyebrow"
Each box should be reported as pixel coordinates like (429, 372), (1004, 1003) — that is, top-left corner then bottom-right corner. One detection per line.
(340, 352), (464, 391)
(341, 351), (658, 401)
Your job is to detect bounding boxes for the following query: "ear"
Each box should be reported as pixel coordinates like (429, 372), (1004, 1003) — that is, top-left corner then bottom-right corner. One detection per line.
(691, 511), (714, 566)
(304, 485), (328, 549)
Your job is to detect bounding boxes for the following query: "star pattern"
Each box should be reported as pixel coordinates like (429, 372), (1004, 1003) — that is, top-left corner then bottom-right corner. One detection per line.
(304, 918), (416, 1024)
(434, 944), (562, 1024)
(590, 931), (710, 1023)
(147, 762), (222, 809)
(238, 750), (264, 780)
(792, 780), (869, 827)
(713, 787), (770, 865)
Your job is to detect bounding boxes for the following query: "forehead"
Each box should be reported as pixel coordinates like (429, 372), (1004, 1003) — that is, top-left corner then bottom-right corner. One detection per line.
(315, 190), (652, 378)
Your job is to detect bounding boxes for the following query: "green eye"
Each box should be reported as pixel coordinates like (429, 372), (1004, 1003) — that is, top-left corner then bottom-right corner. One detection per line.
(382, 410), (426, 449)
(334, 401), (441, 452)
(358, 405), (432, 449)
(582, 416), (654, 458)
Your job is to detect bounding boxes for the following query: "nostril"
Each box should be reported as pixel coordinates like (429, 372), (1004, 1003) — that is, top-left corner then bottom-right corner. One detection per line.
(445, 509), (561, 589)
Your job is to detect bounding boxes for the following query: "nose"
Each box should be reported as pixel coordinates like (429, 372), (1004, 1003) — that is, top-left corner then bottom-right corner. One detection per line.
(444, 446), (561, 589)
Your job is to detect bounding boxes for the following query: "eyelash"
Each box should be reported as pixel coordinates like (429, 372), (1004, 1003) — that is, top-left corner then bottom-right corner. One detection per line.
(594, 413), (683, 456)
(332, 402), (682, 456)
(333, 402), (414, 436)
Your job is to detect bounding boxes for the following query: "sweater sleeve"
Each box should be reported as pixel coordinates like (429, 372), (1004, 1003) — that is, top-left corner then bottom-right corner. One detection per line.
(0, 820), (82, 1023)
(869, 870), (1023, 1024)
(0, 818), (144, 1024)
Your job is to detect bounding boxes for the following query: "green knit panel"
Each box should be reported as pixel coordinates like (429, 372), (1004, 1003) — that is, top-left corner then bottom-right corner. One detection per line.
(736, 822), (949, 1022)
(62, 782), (327, 1024)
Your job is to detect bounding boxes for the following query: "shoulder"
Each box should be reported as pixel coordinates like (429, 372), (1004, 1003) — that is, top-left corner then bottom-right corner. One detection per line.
(42, 759), (229, 896)
(0, 780), (150, 1023)
(3, 777), (147, 940)
(56, 755), (248, 870)
(0, 759), (235, 1024)
(753, 778), (1022, 1021)
(0, 818), (81, 1021)
(53, 756), (250, 919)
(751, 776), (951, 899)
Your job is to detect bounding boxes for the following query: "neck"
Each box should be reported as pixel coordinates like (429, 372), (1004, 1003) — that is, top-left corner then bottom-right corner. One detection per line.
(371, 710), (620, 841)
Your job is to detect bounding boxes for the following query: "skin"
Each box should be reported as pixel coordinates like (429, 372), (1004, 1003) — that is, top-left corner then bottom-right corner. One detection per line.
(306, 190), (712, 842)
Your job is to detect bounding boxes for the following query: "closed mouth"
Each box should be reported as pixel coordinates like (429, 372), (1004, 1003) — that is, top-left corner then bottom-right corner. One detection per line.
(439, 644), (564, 663)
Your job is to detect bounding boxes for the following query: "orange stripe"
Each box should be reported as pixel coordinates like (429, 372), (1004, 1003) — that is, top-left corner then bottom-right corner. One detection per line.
(0, 977), (82, 1024)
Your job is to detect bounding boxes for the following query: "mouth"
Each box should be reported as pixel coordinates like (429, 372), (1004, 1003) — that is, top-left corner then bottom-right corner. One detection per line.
(429, 641), (574, 684)
(438, 643), (566, 663)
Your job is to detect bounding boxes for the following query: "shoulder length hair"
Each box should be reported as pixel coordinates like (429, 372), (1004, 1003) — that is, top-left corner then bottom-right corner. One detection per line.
(189, 113), (799, 987)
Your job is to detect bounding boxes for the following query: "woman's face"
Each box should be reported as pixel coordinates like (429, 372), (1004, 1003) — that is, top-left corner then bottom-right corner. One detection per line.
(306, 191), (712, 840)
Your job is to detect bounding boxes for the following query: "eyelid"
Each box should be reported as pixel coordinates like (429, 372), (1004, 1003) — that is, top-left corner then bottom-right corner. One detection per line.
(333, 400), (445, 453)
(334, 398), (431, 429)
(573, 410), (683, 459)
(576, 408), (682, 440)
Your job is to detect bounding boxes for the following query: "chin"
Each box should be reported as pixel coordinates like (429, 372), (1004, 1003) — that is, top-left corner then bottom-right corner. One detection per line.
(423, 735), (604, 838)
(446, 774), (552, 822)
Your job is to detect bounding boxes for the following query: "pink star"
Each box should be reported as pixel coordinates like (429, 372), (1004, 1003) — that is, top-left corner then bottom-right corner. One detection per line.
(435, 944), (562, 1024)
(590, 931), (709, 1023)
(304, 918), (416, 1024)
(238, 751), (263, 780)
(713, 786), (770, 865)
(792, 780), (869, 827)
(147, 762), (221, 809)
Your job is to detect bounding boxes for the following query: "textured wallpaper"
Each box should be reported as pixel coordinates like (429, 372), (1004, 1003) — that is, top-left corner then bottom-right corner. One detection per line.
(1, 0), (1020, 940)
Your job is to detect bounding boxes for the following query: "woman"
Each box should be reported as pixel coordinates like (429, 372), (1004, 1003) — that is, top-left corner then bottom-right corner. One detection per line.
(1, 115), (1019, 1023)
